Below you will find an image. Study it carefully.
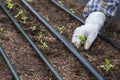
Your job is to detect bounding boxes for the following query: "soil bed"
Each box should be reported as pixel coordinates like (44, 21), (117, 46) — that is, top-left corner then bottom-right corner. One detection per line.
(0, 0), (120, 80)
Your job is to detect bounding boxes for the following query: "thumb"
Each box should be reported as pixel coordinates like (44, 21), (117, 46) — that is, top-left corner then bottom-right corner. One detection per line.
(84, 33), (98, 50)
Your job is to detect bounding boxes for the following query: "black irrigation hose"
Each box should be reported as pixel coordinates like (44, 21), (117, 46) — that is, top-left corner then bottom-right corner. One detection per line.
(51, 0), (120, 50)
(0, 45), (20, 80)
(21, 0), (104, 80)
(0, 2), (62, 80)
(98, 32), (120, 49)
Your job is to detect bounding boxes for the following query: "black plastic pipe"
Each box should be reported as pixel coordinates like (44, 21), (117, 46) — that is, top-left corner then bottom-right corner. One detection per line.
(0, 45), (20, 80)
(21, 0), (104, 80)
(0, 2), (62, 80)
(51, 0), (120, 50)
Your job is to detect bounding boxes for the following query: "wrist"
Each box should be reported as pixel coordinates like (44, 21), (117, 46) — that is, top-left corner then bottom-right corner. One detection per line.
(85, 12), (106, 28)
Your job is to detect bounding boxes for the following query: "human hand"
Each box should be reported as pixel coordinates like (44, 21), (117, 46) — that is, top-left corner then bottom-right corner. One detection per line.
(72, 24), (100, 49)
(72, 12), (106, 50)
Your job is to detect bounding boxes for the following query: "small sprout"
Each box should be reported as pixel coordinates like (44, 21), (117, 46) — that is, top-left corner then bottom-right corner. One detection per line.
(21, 15), (28, 23)
(45, 15), (50, 22)
(113, 32), (117, 37)
(69, 9), (76, 14)
(5, 0), (14, 10)
(31, 26), (36, 31)
(27, 0), (32, 3)
(38, 32), (44, 39)
(15, 10), (23, 18)
(14, 10), (28, 23)
(0, 27), (3, 32)
(38, 32), (48, 48)
(7, 3), (14, 9)
(58, 26), (65, 34)
(58, 0), (63, 6)
(40, 39), (48, 48)
(78, 35), (87, 45)
(100, 58), (114, 72)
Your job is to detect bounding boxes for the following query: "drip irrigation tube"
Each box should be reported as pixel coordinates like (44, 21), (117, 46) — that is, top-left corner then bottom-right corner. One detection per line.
(0, 45), (20, 80)
(21, 0), (104, 80)
(0, 2), (62, 80)
(51, 0), (120, 50)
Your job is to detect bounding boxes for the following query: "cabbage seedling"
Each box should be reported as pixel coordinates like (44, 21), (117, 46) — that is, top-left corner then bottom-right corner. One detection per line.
(69, 9), (76, 14)
(30, 26), (36, 31)
(58, 0), (63, 6)
(40, 39), (48, 48)
(0, 27), (3, 32)
(38, 32), (48, 48)
(38, 32), (44, 40)
(100, 58), (114, 72)
(45, 15), (50, 22)
(21, 15), (28, 23)
(14, 10), (28, 23)
(27, 0), (32, 3)
(58, 26), (65, 34)
(5, 0), (14, 10)
(15, 10), (23, 18)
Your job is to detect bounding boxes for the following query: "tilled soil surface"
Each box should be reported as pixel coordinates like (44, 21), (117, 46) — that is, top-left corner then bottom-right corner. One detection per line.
(0, 0), (120, 80)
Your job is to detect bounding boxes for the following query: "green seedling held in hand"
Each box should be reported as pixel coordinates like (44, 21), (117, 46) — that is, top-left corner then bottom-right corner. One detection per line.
(21, 15), (28, 23)
(58, 26), (65, 34)
(100, 58), (114, 72)
(5, 0), (14, 10)
(31, 26), (36, 31)
(45, 15), (50, 22)
(27, 0), (32, 3)
(58, 0), (63, 6)
(15, 10), (23, 18)
(78, 34), (87, 45)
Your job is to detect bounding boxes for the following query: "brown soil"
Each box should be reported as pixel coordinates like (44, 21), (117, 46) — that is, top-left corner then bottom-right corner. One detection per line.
(0, 0), (120, 80)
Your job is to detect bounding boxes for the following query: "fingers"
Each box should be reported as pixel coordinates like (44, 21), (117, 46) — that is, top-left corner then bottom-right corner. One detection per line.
(84, 32), (97, 50)
(72, 27), (84, 48)
(72, 33), (80, 48)
(72, 24), (100, 50)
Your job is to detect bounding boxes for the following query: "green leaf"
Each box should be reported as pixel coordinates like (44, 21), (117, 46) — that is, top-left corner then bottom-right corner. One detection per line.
(105, 58), (110, 65)
(100, 65), (104, 68)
